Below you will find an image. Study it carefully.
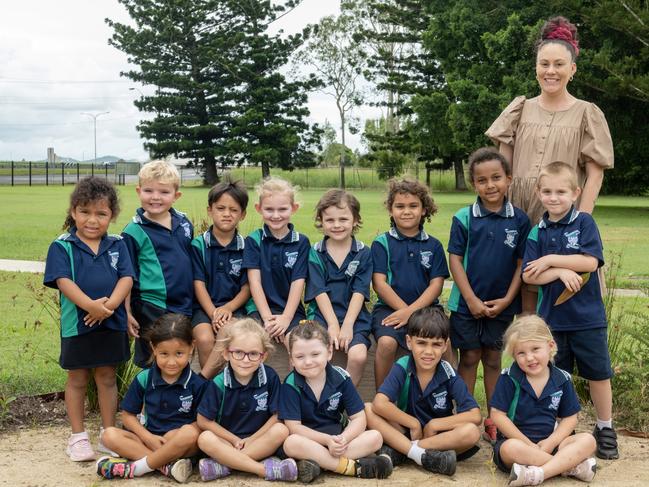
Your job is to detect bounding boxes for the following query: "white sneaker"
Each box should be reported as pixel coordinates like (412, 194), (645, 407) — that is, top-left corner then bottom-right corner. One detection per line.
(564, 457), (597, 482)
(66, 432), (96, 462)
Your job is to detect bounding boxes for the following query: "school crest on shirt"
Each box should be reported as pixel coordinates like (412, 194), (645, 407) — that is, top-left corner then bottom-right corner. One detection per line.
(108, 251), (119, 270)
(254, 391), (269, 411)
(548, 391), (563, 411)
(420, 251), (433, 269)
(229, 258), (242, 276)
(285, 251), (298, 269)
(178, 394), (193, 413)
(181, 221), (192, 239)
(345, 260), (360, 277)
(564, 230), (581, 250)
(326, 392), (342, 411)
(432, 391), (448, 409)
(504, 229), (518, 249)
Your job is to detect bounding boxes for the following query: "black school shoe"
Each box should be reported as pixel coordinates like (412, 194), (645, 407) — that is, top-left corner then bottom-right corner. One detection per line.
(377, 444), (407, 466)
(421, 449), (457, 476)
(297, 459), (321, 483)
(356, 454), (393, 479)
(593, 426), (620, 460)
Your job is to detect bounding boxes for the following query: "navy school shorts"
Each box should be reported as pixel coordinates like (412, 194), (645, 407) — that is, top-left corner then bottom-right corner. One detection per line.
(450, 312), (513, 351)
(552, 327), (613, 381)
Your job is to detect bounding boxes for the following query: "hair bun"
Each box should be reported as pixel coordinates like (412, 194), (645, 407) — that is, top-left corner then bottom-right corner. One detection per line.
(542, 16), (579, 57)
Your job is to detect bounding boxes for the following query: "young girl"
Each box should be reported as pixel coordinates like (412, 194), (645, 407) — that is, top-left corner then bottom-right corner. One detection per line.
(44, 176), (134, 461)
(490, 315), (597, 486)
(97, 314), (210, 483)
(196, 318), (297, 482)
(372, 178), (449, 388)
(243, 177), (310, 343)
(306, 189), (372, 386)
(280, 321), (393, 483)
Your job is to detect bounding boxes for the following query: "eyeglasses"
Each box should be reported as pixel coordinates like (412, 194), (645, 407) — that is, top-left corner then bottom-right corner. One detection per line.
(227, 349), (265, 362)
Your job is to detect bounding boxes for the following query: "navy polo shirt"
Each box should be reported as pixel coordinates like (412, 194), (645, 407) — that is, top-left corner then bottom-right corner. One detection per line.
(44, 229), (135, 338)
(122, 208), (194, 316)
(198, 364), (281, 438)
(490, 362), (581, 443)
(371, 227), (449, 308)
(378, 356), (478, 426)
(523, 208), (606, 331)
(448, 198), (530, 316)
(121, 364), (209, 436)
(242, 224), (309, 316)
(305, 238), (372, 330)
(279, 364), (364, 435)
(191, 228), (248, 314)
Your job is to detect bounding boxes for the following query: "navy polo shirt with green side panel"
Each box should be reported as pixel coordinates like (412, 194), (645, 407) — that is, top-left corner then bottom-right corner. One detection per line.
(279, 364), (364, 436)
(523, 207), (606, 331)
(44, 229), (135, 337)
(447, 198), (530, 317)
(378, 355), (478, 427)
(198, 363), (281, 438)
(122, 208), (194, 316)
(190, 228), (248, 315)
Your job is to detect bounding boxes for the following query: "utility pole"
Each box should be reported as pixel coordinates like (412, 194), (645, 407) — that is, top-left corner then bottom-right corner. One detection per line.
(81, 112), (110, 163)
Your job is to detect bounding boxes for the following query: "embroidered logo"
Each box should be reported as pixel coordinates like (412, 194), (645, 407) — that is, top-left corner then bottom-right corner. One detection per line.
(181, 222), (191, 239)
(327, 392), (342, 411)
(549, 391), (563, 411)
(432, 391), (448, 409)
(254, 391), (268, 411)
(108, 251), (119, 270)
(285, 251), (298, 269)
(564, 230), (581, 250)
(504, 229), (518, 249)
(420, 251), (433, 269)
(229, 258), (242, 276)
(178, 394), (193, 413)
(346, 260), (360, 277)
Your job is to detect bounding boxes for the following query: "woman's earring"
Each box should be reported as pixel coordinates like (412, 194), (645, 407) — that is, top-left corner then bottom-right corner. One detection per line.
(570, 75), (574, 82)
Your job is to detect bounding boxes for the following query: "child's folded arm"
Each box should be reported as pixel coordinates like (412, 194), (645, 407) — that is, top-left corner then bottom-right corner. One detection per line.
(372, 272), (408, 310)
(284, 419), (332, 446)
(426, 407), (482, 434)
(372, 393), (420, 432)
(538, 413), (578, 453)
(196, 413), (241, 446)
(247, 269), (273, 321)
(449, 254), (487, 317)
(490, 408), (536, 447)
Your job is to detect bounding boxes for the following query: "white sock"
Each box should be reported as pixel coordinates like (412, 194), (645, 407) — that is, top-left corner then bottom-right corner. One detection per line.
(69, 431), (88, 442)
(133, 457), (154, 476)
(407, 441), (425, 466)
(596, 418), (612, 430)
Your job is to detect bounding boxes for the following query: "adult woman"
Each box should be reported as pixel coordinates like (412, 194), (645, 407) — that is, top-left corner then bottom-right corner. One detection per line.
(486, 16), (614, 225)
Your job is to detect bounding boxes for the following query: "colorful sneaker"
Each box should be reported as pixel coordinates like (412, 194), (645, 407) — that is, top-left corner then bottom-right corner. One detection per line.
(482, 418), (497, 444)
(198, 458), (231, 481)
(377, 444), (407, 466)
(160, 458), (193, 483)
(264, 457), (298, 481)
(66, 432), (96, 462)
(355, 455), (393, 479)
(296, 459), (321, 483)
(508, 463), (544, 486)
(96, 456), (135, 479)
(593, 426), (619, 460)
(563, 457), (597, 482)
(421, 449), (456, 476)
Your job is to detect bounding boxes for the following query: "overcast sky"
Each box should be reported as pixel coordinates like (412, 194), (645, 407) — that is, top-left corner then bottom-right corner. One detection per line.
(0, 0), (376, 162)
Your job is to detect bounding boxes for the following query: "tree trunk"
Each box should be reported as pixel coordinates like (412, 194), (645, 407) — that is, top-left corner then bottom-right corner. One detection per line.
(262, 161), (270, 179)
(426, 163), (431, 187)
(453, 158), (467, 190)
(340, 114), (346, 189)
(203, 155), (218, 185)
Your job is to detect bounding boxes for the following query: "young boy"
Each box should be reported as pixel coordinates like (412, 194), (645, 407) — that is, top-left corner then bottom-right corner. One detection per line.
(447, 147), (530, 442)
(190, 180), (251, 371)
(122, 160), (194, 368)
(523, 161), (618, 460)
(365, 307), (482, 476)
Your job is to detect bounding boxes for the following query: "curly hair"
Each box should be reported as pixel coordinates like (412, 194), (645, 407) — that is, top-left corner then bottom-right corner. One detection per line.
(385, 178), (438, 226)
(63, 176), (120, 231)
(314, 189), (362, 234)
(536, 16), (579, 61)
(288, 320), (330, 353)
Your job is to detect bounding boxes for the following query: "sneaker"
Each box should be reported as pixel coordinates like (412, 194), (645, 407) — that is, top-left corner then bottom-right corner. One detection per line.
(508, 463), (544, 486)
(296, 459), (321, 483)
(355, 454), (393, 479)
(482, 418), (497, 444)
(377, 444), (407, 466)
(456, 444), (481, 461)
(160, 458), (193, 483)
(198, 458), (231, 481)
(96, 456), (135, 479)
(66, 432), (96, 462)
(421, 449), (456, 476)
(264, 457), (298, 481)
(593, 426), (619, 460)
(563, 457), (597, 482)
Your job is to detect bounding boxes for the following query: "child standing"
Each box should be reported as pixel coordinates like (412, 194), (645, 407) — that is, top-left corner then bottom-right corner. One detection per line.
(490, 315), (597, 486)
(97, 314), (210, 483)
(122, 160), (194, 368)
(280, 321), (393, 483)
(196, 318), (297, 482)
(366, 307), (482, 476)
(44, 176), (134, 461)
(372, 179), (449, 388)
(522, 161), (617, 460)
(191, 180), (251, 370)
(447, 147), (531, 442)
(306, 189), (372, 385)
(243, 177), (310, 343)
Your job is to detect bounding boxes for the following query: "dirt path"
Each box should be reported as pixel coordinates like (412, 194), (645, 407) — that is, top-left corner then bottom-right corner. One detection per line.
(1, 420), (648, 487)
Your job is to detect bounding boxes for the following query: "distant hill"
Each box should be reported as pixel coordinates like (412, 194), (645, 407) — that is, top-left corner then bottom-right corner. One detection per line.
(36, 155), (139, 164)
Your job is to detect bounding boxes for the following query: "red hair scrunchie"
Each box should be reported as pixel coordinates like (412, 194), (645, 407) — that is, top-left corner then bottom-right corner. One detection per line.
(546, 25), (579, 57)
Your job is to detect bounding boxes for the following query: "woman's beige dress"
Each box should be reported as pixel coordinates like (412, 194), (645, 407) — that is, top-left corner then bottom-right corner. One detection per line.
(486, 95), (614, 224)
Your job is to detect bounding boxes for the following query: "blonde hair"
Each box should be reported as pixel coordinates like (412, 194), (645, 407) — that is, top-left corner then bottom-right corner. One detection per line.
(213, 318), (274, 368)
(138, 160), (181, 189)
(537, 161), (579, 191)
(503, 315), (557, 360)
(255, 176), (298, 204)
